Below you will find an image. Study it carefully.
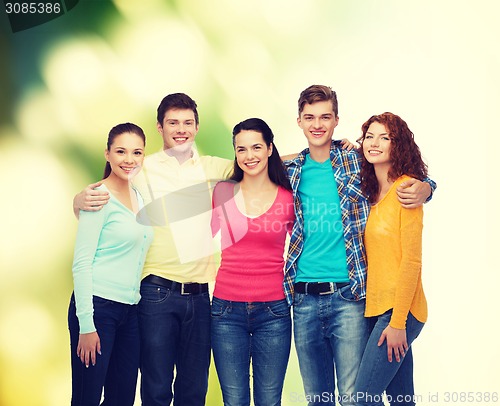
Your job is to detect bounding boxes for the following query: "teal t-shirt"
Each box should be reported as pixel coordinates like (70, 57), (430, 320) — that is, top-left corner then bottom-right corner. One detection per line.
(296, 154), (349, 282)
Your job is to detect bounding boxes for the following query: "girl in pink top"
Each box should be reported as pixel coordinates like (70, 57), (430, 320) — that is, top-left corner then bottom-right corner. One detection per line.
(211, 118), (294, 406)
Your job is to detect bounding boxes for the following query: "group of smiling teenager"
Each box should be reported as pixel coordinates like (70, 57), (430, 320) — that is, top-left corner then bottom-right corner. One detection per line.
(69, 85), (436, 406)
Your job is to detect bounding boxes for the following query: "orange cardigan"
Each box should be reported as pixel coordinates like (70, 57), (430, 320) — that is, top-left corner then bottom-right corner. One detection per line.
(364, 175), (427, 329)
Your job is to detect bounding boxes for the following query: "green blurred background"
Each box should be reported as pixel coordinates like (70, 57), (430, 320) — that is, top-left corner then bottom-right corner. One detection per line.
(1, 1), (499, 405)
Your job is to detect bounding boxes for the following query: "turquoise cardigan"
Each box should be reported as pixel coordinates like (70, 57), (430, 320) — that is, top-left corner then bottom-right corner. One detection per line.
(72, 185), (153, 333)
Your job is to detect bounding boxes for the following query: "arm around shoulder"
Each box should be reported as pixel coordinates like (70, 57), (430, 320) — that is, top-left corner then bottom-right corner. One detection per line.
(396, 177), (436, 209)
(73, 181), (110, 218)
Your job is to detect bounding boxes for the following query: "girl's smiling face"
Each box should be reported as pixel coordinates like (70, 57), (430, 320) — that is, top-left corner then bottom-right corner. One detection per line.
(105, 132), (145, 181)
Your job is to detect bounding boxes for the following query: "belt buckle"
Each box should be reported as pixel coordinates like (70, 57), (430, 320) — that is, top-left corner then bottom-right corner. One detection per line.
(319, 282), (335, 295)
(180, 283), (191, 295)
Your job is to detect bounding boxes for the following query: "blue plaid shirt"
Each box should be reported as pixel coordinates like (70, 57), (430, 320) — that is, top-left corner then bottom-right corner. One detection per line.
(283, 140), (370, 305)
(283, 140), (436, 305)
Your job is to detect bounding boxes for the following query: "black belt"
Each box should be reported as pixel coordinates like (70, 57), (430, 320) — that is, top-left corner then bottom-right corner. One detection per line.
(294, 281), (349, 295)
(143, 275), (209, 295)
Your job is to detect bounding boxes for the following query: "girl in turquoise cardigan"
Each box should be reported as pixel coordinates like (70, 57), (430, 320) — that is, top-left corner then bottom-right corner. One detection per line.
(68, 123), (153, 405)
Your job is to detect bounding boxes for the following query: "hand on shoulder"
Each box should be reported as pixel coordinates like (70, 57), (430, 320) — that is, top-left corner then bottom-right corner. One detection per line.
(73, 181), (110, 216)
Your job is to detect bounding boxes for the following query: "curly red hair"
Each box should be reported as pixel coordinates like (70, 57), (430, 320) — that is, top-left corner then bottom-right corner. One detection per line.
(356, 112), (428, 203)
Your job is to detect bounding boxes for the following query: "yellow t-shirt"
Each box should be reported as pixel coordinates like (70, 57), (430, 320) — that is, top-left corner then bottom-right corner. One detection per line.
(364, 175), (427, 329)
(133, 148), (233, 283)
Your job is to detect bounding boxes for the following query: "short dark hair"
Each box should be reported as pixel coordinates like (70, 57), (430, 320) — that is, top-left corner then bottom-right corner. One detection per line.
(230, 118), (291, 191)
(298, 85), (338, 116)
(157, 93), (199, 126)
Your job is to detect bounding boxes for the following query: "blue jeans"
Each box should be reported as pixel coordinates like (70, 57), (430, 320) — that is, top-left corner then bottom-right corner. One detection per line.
(293, 285), (370, 406)
(354, 310), (424, 406)
(211, 297), (292, 406)
(68, 294), (140, 406)
(138, 280), (211, 406)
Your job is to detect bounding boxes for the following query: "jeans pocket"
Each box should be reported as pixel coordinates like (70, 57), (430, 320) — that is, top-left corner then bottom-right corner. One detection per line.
(200, 292), (210, 304)
(267, 300), (291, 317)
(337, 284), (358, 302)
(211, 298), (230, 318)
(293, 292), (305, 307)
(139, 283), (171, 303)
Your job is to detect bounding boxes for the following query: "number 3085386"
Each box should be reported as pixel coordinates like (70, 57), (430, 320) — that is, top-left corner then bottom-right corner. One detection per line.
(5, 2), (62, 14)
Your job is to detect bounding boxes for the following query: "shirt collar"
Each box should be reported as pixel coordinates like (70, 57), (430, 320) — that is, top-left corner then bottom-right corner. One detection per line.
(289, 140), (344, 167)
(156, 146), (201, 165)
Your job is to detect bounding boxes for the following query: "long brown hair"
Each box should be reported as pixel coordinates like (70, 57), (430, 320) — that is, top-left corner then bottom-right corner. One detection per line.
(357, 112), (428, 203)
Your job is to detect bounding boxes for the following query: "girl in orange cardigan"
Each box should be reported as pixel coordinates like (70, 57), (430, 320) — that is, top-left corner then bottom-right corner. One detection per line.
(354, 112), (429, 406)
